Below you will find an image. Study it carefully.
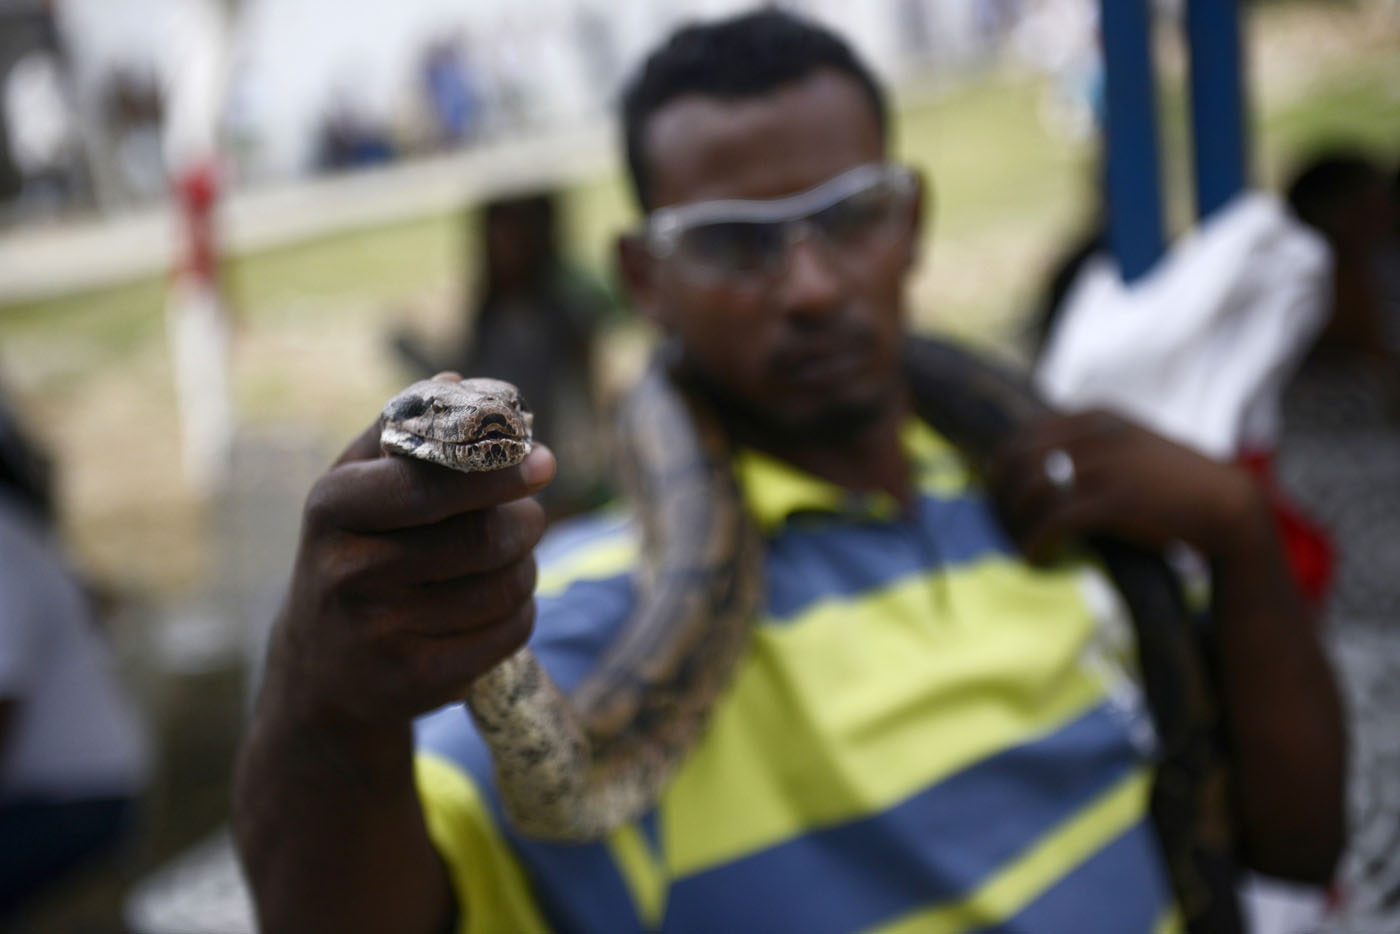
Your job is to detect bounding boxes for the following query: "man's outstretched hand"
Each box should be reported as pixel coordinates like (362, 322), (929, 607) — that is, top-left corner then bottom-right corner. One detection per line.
(234, 419), (554, 934)
(267, 420), (555, 730)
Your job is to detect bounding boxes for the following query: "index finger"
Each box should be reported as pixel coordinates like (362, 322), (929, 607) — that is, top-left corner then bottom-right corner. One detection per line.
(333, 418), (386, 467)
(310, 443), (556, 532)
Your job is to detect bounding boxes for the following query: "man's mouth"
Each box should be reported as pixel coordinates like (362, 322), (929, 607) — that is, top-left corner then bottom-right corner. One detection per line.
(774, 339), (875, 387)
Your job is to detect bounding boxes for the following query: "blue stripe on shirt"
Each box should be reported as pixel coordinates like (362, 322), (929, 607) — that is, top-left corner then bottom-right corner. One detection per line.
(535, 510), (632, 566)
(974, 819), (1171, 933)
(660, 703), (1143, 934)
(766, 491), (1016, 622)
(416, 698), (652, 933)
(521, 492), (1015, 693)
(533, 575), (637, 693)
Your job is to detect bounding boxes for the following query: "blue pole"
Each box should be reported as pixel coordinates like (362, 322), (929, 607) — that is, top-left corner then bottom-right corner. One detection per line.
(1100, 0), (1166, 283)
(1186, 0), (1248, 221)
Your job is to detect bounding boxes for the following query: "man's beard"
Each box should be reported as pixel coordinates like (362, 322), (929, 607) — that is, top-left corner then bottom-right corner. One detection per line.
(675, 352), (896, 449)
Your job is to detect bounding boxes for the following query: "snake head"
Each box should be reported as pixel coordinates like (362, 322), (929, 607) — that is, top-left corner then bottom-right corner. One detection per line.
(381, 377), (534, 471)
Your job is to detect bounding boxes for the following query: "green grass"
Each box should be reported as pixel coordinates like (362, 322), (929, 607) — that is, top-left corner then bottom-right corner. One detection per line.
(223, 212), (465, 323)
(898, 77), (1091, 236)
(1256, 63), (1400, 182)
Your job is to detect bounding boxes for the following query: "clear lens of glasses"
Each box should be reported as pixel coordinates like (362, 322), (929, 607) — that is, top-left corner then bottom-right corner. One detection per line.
(647, 162), (915, 284)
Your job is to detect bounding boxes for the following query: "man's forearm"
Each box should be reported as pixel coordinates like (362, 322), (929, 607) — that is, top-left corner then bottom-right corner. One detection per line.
(1208, 493), (1347, 883)
(232, 684), (455, 934)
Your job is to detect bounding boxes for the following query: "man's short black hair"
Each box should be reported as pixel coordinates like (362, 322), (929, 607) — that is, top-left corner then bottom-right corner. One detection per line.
(620, 9), (889, 212)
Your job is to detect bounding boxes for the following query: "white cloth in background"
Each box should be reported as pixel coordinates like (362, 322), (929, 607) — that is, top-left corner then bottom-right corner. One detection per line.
(1035, 192), (1338, 933)
(0, 493), (148, 801)
(1035, 192), (1332, 459)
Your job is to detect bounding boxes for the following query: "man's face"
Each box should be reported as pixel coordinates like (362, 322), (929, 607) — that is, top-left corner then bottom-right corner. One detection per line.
(623, 69), (921, 441)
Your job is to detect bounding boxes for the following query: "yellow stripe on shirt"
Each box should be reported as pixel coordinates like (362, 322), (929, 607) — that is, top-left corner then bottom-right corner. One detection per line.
(663, 555), (1110, 878)
(414, 753), (548, 934)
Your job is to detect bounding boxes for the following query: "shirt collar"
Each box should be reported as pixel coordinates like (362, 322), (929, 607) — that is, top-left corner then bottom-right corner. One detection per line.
(733, 418), (965, 534)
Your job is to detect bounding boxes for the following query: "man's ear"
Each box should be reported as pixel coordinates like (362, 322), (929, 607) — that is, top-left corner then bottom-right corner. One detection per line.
(616, 234), (669, 328)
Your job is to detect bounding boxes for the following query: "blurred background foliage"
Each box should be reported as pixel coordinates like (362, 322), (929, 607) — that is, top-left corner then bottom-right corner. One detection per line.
(0, 2), (1394, 600)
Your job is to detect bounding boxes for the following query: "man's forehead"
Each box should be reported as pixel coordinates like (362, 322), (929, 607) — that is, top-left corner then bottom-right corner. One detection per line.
(641, 70), (884, 210)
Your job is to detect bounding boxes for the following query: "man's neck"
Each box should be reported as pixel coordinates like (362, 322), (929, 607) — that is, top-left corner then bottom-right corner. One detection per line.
(728, 391), (915, 510)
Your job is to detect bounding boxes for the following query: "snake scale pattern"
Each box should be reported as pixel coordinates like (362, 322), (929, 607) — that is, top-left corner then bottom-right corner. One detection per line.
(381, 339), (1240, 933)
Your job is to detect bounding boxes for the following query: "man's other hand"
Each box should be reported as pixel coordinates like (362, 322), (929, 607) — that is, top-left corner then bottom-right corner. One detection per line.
(986, 410), (1263, 564)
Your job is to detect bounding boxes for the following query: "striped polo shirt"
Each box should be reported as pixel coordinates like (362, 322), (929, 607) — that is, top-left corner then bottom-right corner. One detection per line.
(413, 420), (1180, 933)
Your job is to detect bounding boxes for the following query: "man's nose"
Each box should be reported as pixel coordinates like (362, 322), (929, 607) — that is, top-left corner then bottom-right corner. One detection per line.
(774, 226), (845, 321)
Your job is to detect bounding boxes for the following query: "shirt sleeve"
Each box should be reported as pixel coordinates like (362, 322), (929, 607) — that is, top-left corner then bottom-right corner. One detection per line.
(414, 752), (549, 934)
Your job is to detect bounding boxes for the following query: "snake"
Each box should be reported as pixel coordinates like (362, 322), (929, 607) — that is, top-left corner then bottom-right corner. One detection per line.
(380, 369), (761, 843)
(380, 338), (1241, 933)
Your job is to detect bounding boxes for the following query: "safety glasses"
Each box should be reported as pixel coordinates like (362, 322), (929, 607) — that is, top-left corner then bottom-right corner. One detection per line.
(645, 162), (917, 287)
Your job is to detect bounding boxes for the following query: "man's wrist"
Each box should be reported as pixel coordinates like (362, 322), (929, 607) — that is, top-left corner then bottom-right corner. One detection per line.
(254, 625), (417, 790)
(248, 688), (416, 801)
(1191, 467), (1273, 563)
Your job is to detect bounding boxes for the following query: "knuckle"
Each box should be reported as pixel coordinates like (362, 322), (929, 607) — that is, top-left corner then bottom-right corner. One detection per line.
(302, 478), (340, 531)
(471, 508), (503, 556)
(494, 558), (539, 611)
(462, 562), (532, 620)
(481, 501), (544, 562)
(516, 498), (548, 545)
(316, 535), (380, 594)
(500, 601), (536, 652)
(385, 463), (433, 519)
(516, 557), (539, 598)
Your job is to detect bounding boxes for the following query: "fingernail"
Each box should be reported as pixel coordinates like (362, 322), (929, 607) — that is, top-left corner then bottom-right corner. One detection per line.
(522, 447), (555, 488)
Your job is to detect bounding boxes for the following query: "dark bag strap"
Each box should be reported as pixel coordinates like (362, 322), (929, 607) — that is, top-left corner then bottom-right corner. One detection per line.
(902, 335), (1243, 934)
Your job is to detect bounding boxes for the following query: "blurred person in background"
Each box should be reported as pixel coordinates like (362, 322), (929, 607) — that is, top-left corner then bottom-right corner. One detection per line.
(1285, 150), (1398, 368)
(235, 11), (1344, 932)
(101, 66), (166, 202)
(315, 78), (397, 172)
(419, 36), (483, 149)
(392, 191), (614, 518)
(1275, 147), (1400, 929)
(0, 388), (148, 919)
(2, 48), (78, 218)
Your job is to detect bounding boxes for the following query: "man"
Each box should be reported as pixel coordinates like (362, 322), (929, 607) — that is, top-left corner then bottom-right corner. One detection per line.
(234, 11), (1344, 933)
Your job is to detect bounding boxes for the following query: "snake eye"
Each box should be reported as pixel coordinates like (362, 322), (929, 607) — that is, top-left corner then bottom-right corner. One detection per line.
(431, 398), (450, 414)
(386, 393), (429, 421)
(515, 396), (532, 415)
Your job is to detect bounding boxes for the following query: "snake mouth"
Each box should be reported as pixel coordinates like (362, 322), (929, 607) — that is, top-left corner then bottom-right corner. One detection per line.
(381, 424), (532, 472)
(395, 429), (526, 451)
(394, 414), (527, 448)
(466, 413), (525, 444)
